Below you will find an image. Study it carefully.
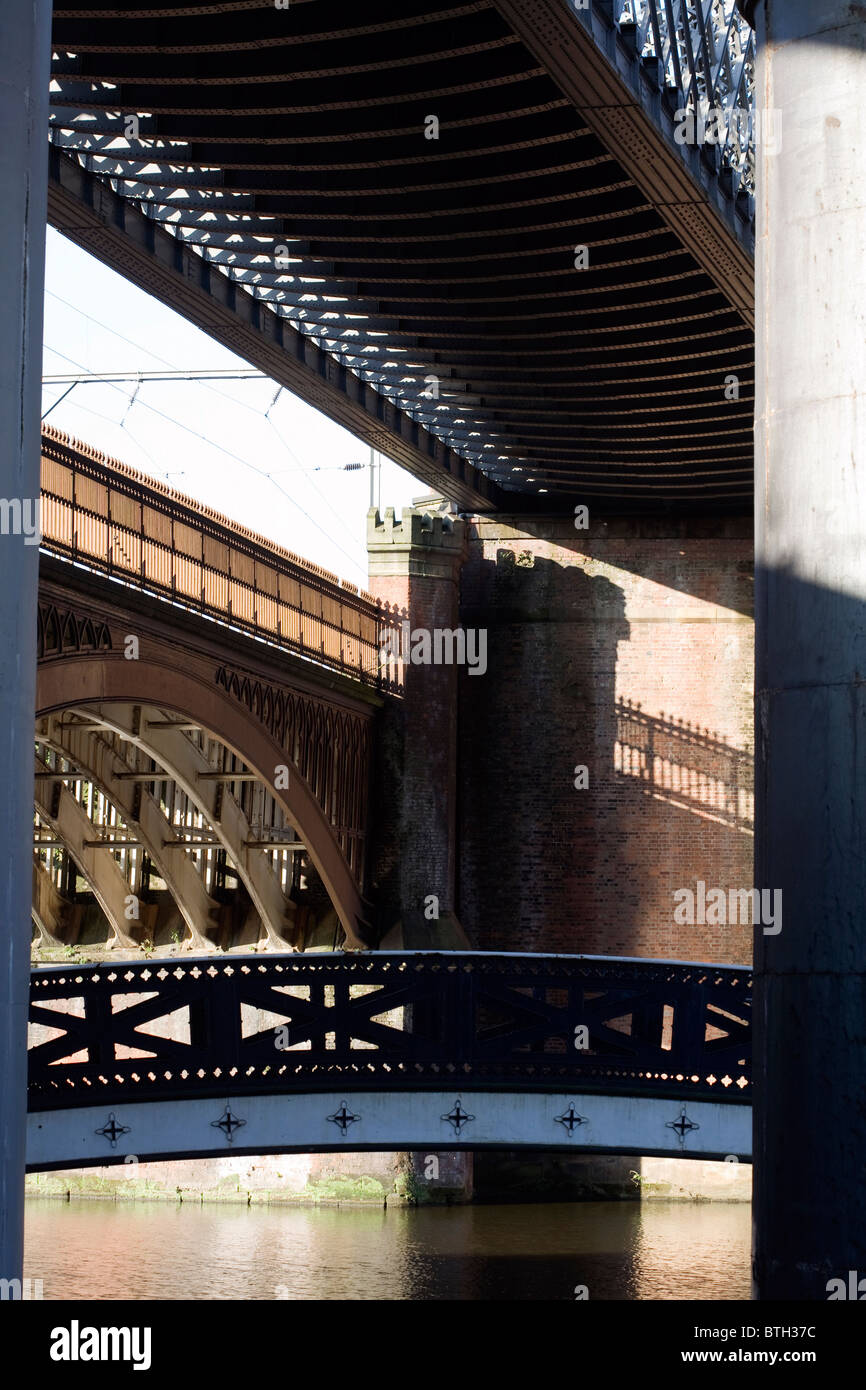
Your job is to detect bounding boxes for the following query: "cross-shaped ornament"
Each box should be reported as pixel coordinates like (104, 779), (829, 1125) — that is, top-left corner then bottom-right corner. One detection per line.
(327, 1101), (360, 1136)
(95, 1113), (130, 1148)
(666, 1108), (700, 1143)
(441, 1099), (475, 1134)
(211, 1105), (246, 1142)
(555, 1102), (587, 1135)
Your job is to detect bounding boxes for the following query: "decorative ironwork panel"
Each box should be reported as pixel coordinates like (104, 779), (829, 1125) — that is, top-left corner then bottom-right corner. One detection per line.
(215, 665), (372, 881)
(37, 600), (112, 661)
(613, 1), (756, 198)
(28, 952), (751, 1112)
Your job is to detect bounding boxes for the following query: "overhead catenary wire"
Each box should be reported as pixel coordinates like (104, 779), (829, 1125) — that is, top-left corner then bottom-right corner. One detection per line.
(42, 369), (267, 385)
(262, 412), (363, 552)
(43, 288), (385, 541)
(42, 369), (362, 475)
(43, 392), (165, 475)
(41, 343), (368, 581)
(44, 368), (369, 474)
(41, 382), (78, 420)
(44, 291), (364, 455)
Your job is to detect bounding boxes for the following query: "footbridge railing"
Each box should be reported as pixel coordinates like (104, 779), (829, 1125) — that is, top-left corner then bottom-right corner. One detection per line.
(28, 951), (751, 1113)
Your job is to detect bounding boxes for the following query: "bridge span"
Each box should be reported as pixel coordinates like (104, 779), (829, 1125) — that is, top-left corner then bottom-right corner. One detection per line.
(34, 427), (399, 956)
(46, 0), (756, 512)
(27, 951), (751, 1169)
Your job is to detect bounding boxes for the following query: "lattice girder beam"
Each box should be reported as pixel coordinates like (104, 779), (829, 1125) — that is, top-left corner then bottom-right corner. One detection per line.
(491, 0), (753, 327)
(47, 147), (503, 511)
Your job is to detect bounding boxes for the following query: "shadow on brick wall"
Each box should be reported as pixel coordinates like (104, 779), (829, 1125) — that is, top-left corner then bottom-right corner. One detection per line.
(457, 543), (753, 962)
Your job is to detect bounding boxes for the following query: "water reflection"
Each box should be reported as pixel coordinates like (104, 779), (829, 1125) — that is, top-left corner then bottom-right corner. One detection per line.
(24, 1199), (750, 1301)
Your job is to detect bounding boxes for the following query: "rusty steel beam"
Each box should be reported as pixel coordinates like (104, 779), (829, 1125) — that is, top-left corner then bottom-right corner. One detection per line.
(40, 425), (402, 689)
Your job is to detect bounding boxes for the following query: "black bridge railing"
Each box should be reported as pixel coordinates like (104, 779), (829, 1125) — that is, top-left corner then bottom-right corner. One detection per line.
(28, 952), (751, 1112)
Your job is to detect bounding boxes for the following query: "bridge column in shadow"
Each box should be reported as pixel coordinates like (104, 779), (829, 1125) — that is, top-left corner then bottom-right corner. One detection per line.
(0, 0), (53, 1288)
(751, 0), (866, 1299)
(367, 505), (472, 1201)
(367, 505), (470, 951)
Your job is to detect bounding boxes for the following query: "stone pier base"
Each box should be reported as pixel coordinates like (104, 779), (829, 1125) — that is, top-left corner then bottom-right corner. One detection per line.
(473, 1153), (751, 1203)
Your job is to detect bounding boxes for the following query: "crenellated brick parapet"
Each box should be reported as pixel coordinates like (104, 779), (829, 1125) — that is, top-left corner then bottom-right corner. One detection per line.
(366, 506), (466, 583)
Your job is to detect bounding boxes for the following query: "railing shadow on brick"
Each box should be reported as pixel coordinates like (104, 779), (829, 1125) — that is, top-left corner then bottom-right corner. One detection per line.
(27, 951), (751, 1113)
(615, 699), (754, 832)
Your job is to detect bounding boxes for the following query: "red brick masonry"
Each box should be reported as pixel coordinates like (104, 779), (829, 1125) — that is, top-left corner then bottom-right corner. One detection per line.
(457, 514), (754, 963)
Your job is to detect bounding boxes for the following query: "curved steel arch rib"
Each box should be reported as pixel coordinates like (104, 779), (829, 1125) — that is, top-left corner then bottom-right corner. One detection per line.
(33, 755), (137, 950)
(36, 659), (366, 947)
(78, 703), (298, 951)
(38, 718), (223, 951)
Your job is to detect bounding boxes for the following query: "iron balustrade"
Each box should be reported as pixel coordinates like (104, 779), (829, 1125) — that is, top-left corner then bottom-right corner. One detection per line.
(28, 951), (751, 1112)
(612, 0), (756, 200)
(39, 427), (403, 690)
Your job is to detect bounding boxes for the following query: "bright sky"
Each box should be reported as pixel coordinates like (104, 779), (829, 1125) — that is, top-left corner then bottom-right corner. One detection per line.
(41, 229), (425, 588)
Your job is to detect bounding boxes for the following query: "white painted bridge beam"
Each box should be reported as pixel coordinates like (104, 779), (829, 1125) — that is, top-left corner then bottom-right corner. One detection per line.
(26, 1091), (752, 1171)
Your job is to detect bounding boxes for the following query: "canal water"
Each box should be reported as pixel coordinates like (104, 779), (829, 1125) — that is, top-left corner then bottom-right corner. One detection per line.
(24, 1198), (750, 1300)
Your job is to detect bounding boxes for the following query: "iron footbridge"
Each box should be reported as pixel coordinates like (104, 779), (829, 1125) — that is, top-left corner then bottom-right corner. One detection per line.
(27, 950), (752, 1168)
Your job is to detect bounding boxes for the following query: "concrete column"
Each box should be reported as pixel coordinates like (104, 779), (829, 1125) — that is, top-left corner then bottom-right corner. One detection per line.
(751, 0), (866, 1298)
(367, 505), (469, 948)
(0, 0), (53, 1284)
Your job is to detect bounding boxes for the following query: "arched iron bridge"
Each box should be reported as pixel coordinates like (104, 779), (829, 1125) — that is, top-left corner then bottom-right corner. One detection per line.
(27, 950), (752, 1168)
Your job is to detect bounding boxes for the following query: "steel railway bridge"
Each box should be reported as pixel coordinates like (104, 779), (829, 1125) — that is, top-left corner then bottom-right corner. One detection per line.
(34, 426), (394, 955)
(27, 0), (759, 1173)
(46, 0), (756, 512)
(29, 426), (750, 1170)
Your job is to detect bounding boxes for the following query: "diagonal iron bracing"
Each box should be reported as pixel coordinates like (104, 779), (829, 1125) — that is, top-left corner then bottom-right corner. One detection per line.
(48, 0), (755, 513)
(27, 951), (751, 1110)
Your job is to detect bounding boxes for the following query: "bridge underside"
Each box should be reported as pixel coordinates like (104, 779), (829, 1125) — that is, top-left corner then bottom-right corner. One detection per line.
(26, 1090), (751, 1171)
(48, 0), (755, 513)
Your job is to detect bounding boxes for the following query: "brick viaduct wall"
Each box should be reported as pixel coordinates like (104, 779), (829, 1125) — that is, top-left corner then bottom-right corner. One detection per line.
(456, 515), (754, 964)
(366, 508), (468, 948)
